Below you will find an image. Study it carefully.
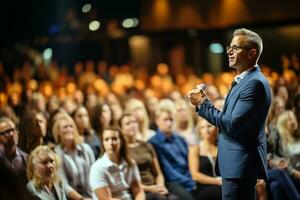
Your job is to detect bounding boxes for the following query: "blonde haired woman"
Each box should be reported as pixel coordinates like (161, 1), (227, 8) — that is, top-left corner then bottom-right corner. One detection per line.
(26, 145), (68, 200)
(277, 110), (300, 173)
(52, 114), (95, 199)
(119, 113), (179, 200)
(188, 119), (221, 200)
(174, 98), (198, 146)
(126, 98), (155, 141)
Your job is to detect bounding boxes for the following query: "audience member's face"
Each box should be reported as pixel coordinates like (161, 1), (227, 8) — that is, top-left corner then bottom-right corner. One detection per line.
(277, 86), (289, 103)
(198, 120), (217, 141)
(176, 104), (189, 123)
(146, 97), (158, 115)
(36, 96), (46, 112)
(121, 115), (139, 138)
(286, 112), (298, 133)
(0, 120), (18, 149)
(58, 119), (75, 146)
(102, 130), (121, 155)
(36, 113), (47, 137)
(132, 105), (145, 122)
(47, 96), (60, 113)
(275, 98), (285, 116)
(110, 103), (123, 122)
(34, 151), (56, 181)
(74, 90), (84, 105)
(74, 107), (90, 131)
(86, 94), (97, 109)
(101, 104), (112, 127)
(156, 111), (173, 135)
(207, 85), (220, 101)
(62, 99), (77, 114)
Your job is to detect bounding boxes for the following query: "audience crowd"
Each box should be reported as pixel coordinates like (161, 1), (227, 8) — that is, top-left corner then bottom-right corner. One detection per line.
(0, 54), (299, 200)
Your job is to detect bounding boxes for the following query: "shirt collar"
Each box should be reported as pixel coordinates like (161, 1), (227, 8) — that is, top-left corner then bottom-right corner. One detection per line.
(62, 144), (83, 154)
(102, 152), (128, 168)
(234, 65), (258, 83)
(156, 129), (175, 142)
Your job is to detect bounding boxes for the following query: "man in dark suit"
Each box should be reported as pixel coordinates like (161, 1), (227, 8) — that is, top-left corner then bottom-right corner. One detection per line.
(188, 28), (271, 200)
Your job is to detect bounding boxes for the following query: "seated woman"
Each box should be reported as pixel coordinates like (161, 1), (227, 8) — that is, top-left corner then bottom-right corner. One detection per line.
(174, 98), (198, 146)
(19, 109), (47, 154)
(26, 145), (68, 200)
(89, 126), (145, 200)
(125, 98), (155, 141)
(52, 114), (95, 199)
(72, 106), (101, 158)
(188, 118), (222, 200)
(119, 113), (179, 200)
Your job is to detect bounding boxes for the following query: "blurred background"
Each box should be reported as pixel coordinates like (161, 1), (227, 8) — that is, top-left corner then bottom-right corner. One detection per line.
(1, 2), (300, 200)
(1, 0), (300, 74)
(0, 0), (299, 106)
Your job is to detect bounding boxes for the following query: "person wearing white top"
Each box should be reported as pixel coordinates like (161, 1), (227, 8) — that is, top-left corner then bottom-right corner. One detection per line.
(89, 127), (145, 200)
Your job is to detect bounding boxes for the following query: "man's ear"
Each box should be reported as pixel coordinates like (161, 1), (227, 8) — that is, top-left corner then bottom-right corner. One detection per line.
(248, 49), (257, 59)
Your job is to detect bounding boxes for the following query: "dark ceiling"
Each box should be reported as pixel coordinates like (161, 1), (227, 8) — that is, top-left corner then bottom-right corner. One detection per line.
(0, 0), (140, 41)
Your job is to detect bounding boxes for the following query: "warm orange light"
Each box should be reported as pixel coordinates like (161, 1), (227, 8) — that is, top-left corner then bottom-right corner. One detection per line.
(58, 87), (67, 100)
(94, 78), (110, 97)
(157, 63), (169, 75)
(150, 75), (162, 87)
(66, 82), (76, 94)
(135, 79), (145, 90)
(28, 79), (38, 91)
(219, 0), (249, 26)
(43, 84), (53, 97)
(94, 78), (107, 91)
(153, 0), (171, 27)
(0, 93), (7, 107)
(176, 74), (186, 85)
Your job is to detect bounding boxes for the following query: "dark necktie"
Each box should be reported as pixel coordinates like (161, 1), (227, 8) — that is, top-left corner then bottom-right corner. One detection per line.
(227, 80), (237, 97)
(231, 80), (237, 88)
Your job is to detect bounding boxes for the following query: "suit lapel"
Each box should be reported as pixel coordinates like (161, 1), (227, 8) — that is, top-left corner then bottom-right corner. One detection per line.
(223, 67), (259, 112)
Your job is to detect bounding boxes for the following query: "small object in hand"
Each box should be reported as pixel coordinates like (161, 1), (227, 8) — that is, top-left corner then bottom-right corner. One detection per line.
(196, 83), (207, 97)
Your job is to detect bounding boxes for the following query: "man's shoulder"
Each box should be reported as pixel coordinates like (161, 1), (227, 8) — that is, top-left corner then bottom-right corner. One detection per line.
(148, 132), (160, 144)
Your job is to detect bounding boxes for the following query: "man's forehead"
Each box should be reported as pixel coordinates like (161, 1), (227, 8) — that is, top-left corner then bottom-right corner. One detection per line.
(0, 120), (15, 130)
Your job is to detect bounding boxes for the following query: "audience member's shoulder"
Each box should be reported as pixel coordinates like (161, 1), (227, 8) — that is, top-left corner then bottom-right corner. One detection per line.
(173, 132), (185, 140)
(148, 132), (158, 143)
(92, 154), (109, 167)
(26, 181), (36, 193)
(54, 145), (63, 155)
(80, 142), (94, 152)
(139, 141), (154, 149)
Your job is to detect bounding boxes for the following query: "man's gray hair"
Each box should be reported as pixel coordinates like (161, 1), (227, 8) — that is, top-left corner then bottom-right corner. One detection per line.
(233, 28), (263, 61)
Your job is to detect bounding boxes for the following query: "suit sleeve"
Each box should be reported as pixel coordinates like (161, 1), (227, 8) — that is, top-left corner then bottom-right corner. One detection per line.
(197, 79), (266, 138)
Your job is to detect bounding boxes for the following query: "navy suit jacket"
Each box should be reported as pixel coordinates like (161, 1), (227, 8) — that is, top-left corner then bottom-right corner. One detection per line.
(197, 66), (271, 179)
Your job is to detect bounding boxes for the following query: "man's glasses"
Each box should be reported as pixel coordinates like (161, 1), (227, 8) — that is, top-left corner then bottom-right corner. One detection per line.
(0, 128), (16, 137)
(226, 45), (252, 53)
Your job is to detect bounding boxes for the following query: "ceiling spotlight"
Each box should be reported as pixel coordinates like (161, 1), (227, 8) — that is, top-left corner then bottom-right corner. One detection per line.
(89, 20), (100, 31)
(122, 18), (139, 28)
(82, 4), (92, 13)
